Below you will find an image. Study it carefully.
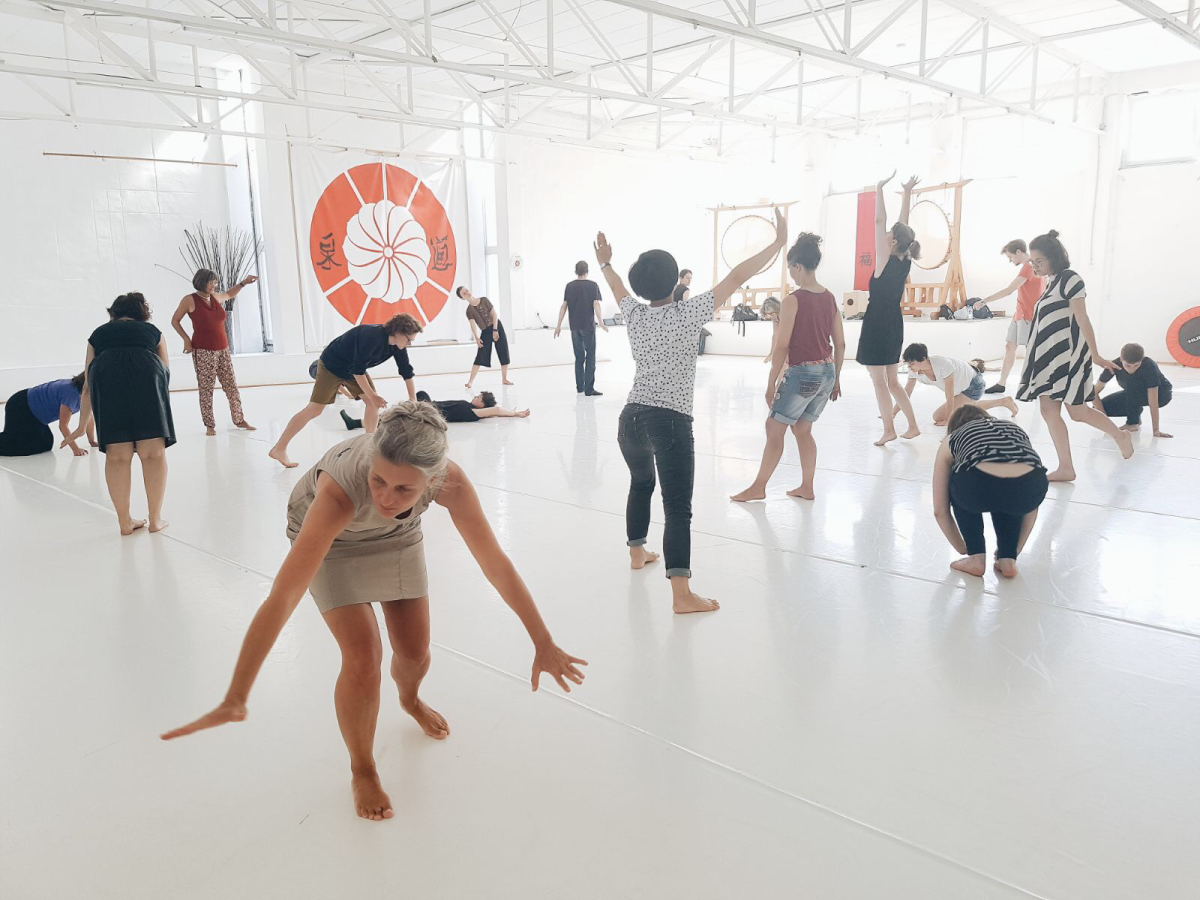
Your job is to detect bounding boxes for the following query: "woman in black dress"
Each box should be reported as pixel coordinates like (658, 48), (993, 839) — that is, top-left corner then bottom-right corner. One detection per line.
(857, 172), (922, 446)
(70, 292), (176, 535)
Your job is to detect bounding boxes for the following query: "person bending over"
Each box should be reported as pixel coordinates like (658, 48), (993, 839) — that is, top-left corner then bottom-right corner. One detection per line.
(269, 314), (421, 468)
(340, 391), (529, 428)
(732, 234), (844, 502)
(1, 372), (94, 457)
(1094, 342), (1173, 438)
(554, 260), (608, 396)
(458, 286), (512, 388)
(977, 240), (1045, 394)
(163, 403), (585, 821)
(898, 343), (1017, 425)
(932, 405), (1048, 579)
(594, 208), (787, 615)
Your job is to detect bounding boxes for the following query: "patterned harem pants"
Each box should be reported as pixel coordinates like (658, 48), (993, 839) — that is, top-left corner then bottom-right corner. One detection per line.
(193, 348), (245, 429)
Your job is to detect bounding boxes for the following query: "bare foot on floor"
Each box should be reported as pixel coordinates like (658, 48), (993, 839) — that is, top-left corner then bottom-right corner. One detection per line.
(950, 555), (987, 577)
(351, 771), (394, 821)
(730, 486), (766, 502)
(149, 519), (169, 533)
(673, 592), (720, 614)
(1119, 423), (1140, 433)
(401, 698), (450, 739)
(874, 430), (898, 447)
(206, 427), (217, 437)
(269, 447), (298, 469)
(235, 421), (257, 432)
(787, 485), (815, 500)
(901, 427), (921, 439)
(994, 558), (1018, 578)
(119, 518), (147, 536)
(1004, 398), (1019, 416)
(1115, 430), (1135, 460)
(503, 380), (515, 386)
(630, 547), (660, 569)
(1047, 468), (1076, 483)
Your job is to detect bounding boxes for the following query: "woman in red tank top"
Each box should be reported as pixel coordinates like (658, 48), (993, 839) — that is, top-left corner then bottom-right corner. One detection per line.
(731, 233), (846, 503)
(170, 268), (258, 435)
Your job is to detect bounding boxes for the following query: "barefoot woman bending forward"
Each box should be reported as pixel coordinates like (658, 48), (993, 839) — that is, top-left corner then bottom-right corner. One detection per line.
(163, 403), (586, 820)
(933, 405), (1048, 578)
(1015, 230), (1133, 480)
(857, 173), (923, 446)
(594, 209), (787, 614)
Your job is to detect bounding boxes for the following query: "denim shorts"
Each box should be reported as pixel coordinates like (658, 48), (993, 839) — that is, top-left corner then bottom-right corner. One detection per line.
(962, 371), (986, 401)
(771, 361), (836, 425)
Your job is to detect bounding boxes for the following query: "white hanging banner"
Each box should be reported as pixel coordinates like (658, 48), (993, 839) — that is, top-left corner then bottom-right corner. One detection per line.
(290, 146), (467, 349)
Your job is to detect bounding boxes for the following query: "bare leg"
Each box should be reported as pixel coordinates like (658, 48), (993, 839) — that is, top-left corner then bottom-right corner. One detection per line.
(731, 418), (788, 501)
(887, 365), (920, 438)
(868, 366), (898, 446)
(269, 402), (325, 468)
(135, 438), (168, 533)
(932, 401), (948, 426)
(104, 442), (143, 535)
(381, 597), (449, 739)
(323, 605), (392, 821)
(670, 575), (719, 615)
(501, 364), (513, 385)
(1066, 401), (1135, 459)
(968, 396), (1020, 416)
(363, 401), (381, 435)
(1039, 397), (1075, 481)
(465, 365), (479, 388)
(997, 341), (1018, 386)
(787, 420), (817, 500)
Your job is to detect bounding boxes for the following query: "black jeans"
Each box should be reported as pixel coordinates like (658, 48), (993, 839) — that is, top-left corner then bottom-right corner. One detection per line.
(618, 403), (695, 578)
(1100, 386), (1171, 426)
(571, 328), (597, 393)
(950, 466), (1048, 559)
(0, 390), (53, 456)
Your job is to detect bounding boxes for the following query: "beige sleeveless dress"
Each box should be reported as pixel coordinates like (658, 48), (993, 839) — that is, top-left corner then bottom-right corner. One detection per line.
(286, 434), (443, 613)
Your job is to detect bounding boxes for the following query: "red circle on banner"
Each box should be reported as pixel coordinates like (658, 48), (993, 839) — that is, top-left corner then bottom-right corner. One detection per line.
(308, 162), (456, 327)
(1167, 306), (1200, 368)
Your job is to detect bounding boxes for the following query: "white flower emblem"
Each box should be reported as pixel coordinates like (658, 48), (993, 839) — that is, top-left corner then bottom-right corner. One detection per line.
(342, 200), (431, 304)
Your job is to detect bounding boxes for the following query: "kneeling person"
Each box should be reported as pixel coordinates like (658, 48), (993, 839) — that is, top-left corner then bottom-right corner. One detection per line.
(899, 343), (1016, 425)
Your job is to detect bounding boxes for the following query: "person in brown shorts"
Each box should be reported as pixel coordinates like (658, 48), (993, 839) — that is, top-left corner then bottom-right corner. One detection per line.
(269, 314), (422, 468)
(163, 401), (587, 822)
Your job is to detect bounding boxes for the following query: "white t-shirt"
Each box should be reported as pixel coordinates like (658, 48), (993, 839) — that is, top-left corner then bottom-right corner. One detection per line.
(915, 355), (978, 395)
(619, 290), (714, 417)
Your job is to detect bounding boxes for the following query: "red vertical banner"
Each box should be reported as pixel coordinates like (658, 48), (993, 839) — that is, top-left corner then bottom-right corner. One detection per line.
(854, 191), (876, 291)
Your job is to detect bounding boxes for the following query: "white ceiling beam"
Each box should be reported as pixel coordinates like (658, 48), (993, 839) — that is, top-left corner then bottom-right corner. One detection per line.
(851, 0), (918, 58)
(1113, 0), (1200, 51)
(561, 0), (647, 95)
(598, 0), (1055, 121)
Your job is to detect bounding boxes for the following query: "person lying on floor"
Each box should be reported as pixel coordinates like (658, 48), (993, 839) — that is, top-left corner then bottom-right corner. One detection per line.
(340, 391), (530, 429)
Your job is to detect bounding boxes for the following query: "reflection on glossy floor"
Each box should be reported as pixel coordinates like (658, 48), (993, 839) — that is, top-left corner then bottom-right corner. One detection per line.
(3, 353), (1198, 899)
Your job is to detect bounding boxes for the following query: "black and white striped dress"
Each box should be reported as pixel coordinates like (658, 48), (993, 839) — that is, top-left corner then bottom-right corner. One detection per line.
(1016, 269), (1095, 406)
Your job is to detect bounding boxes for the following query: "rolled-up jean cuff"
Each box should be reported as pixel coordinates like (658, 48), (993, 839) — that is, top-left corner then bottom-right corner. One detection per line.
(627, 538), (647, 547)
(665, 567), (692, 579)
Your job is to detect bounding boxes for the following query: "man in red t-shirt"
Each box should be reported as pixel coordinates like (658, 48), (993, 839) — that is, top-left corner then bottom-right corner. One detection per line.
(976, 239), (1045, 394)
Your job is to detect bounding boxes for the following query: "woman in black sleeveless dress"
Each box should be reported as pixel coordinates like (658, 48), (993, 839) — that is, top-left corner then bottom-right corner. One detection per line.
(857, 172), (922, 446)
(70, 292), (175, 535)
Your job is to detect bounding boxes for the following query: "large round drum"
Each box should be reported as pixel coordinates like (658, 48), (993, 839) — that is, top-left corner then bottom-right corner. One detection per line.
(721, 214), (781, 275)
(907, 200), (951, 271)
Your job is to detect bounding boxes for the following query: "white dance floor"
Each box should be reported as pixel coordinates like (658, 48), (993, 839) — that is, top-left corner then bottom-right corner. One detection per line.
(2, 350), (1198, 899)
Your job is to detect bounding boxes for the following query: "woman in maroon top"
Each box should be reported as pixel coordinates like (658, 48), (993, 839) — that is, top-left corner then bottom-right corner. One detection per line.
(732, 233), (845, 502)
(170, 268), (257, 436)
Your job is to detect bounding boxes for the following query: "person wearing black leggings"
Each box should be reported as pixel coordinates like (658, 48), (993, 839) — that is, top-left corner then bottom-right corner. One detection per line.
(932, 404), (1048, 579)
(593, 208), (787, 615)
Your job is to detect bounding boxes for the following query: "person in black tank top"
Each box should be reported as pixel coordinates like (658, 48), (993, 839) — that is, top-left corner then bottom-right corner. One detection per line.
(672, 269), (693, 304)
(859, 172), (923, 447)
(932, 405), (1048, 579)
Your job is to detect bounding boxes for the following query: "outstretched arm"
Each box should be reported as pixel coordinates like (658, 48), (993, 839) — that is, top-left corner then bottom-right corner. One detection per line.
(213, 274), (258, 304)
(932, 441), (966, 553)
(898, 174), (920, 226)
(594, 232), (631, 303)
(981, 274), (1027, 306)
(161, 478), (353, 739)
(476, 406), (530, 419)
(874, 172), (894, 277)
(713, 207), (787, 311)
(438, 462), (586, 692)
